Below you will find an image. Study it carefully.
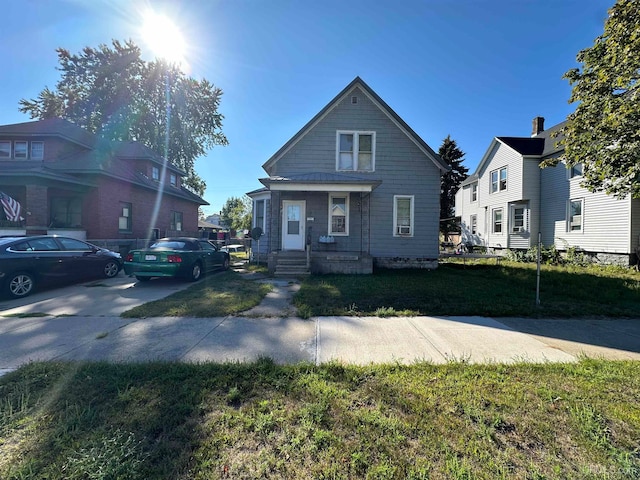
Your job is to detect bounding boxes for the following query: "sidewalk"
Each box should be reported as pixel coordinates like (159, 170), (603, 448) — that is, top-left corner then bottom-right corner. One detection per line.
(0, 271), (639, 374)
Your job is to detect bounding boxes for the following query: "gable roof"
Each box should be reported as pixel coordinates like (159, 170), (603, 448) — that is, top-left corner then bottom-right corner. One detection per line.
(461, 120), (567, 187)
(262, 77), (449, 173)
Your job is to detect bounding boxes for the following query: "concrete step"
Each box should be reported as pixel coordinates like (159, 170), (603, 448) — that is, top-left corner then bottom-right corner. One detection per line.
(274, 265), (310, 276)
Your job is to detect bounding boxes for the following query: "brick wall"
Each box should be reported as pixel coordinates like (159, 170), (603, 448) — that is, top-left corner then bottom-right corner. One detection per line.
(83, 176), (200, 238)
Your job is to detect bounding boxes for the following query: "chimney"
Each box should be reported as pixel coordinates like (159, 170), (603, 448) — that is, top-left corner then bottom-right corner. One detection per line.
(531, 116), (545, 136)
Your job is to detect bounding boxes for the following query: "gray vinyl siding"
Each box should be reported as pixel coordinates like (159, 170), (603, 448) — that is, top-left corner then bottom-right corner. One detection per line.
(541, 162), (632, 254)
(250, 198), (270, 255)
(270, 86), (442, 259)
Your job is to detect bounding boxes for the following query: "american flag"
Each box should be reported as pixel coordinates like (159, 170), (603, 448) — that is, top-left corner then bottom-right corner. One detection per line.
(0, 191), (23, 222)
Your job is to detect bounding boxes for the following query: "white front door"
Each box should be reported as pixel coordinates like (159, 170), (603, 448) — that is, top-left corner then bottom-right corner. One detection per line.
(282, 200), (305, 250)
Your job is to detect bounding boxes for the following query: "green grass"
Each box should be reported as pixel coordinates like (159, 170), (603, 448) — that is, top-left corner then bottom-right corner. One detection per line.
(121, 270), (272, 318)
(1, 359), (639, 479)
(294, 262), (640, 318)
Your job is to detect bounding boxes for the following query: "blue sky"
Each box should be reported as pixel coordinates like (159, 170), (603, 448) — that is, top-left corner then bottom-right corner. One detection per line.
(0, 0), (612, 215)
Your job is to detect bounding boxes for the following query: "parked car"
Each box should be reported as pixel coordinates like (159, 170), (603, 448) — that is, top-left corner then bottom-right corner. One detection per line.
(0, 235), (123, 298)
(220, 244), (246, 253)
(123, 237), (230, 282)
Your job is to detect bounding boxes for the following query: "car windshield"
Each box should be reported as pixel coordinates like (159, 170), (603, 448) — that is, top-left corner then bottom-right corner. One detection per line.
(150, 241), (189, 250)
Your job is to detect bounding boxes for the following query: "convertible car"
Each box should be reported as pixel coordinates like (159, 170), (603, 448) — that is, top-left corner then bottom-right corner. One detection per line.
(124, 237), (230, 282)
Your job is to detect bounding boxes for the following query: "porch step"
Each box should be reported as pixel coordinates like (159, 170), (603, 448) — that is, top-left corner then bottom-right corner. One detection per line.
(274, 252), (310, 277)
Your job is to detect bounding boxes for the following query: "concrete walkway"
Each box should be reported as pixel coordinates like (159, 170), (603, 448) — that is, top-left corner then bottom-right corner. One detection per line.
(0, 270), (639, 374)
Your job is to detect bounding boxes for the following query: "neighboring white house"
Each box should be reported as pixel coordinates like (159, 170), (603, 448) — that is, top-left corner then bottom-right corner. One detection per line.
(455, 117), (640, 265)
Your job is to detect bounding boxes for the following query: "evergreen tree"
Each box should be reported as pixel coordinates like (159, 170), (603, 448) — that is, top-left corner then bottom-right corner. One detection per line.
(439, 135), (468, 238)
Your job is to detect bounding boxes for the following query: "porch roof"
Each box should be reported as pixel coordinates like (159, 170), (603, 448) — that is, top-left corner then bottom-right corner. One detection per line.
(259, 172), (382, 192)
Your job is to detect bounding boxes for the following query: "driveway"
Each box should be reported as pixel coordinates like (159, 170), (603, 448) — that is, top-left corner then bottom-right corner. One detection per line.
(0, 272), (195, 317)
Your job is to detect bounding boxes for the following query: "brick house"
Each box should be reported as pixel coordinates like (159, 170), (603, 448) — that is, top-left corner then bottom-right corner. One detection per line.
(0, 118), (207, 243)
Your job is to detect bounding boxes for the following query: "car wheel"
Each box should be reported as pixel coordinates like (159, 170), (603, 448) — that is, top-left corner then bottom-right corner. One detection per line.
(223, 257), (230, 271)
(7, 272), (35, 298)
(189, 262), (202, 282)
(135, 276), (151, 282)
(103, 260), (120, 278)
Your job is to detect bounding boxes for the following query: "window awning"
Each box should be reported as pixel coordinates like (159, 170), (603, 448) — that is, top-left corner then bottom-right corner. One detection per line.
(259, 172), (382, 192)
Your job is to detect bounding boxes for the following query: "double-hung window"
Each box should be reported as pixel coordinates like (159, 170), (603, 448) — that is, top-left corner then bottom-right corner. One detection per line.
(511, 205), (526, 233)
(169, 173), (177, 186)
(393, 195), (414, 237)
(568, 199), (583, 232)
(470, 215), (477, 235)
(337, 131), (375, 171)
(471, 183), (477, 202)
(492, 208), (503, 233)
(152, 166), (160, 181)
(0, 141), (11, 158)
(119, 202), (132, 232)
(171, 211), (183, 231)
(30, 142), (44, 160)
(254, 199), (266, 233)
(329, 193), (349, 235)
(14, 141), (27, 159)
(490, 167), (507, 193)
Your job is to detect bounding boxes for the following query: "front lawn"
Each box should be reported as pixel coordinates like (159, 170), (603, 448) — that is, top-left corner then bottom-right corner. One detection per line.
(1, 360), (639, 479)
(293, 262), (640, 318)
(121, 270), (272, 318)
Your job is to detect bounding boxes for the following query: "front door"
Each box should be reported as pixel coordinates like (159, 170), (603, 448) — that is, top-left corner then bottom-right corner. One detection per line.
(282, 200), (305, 250)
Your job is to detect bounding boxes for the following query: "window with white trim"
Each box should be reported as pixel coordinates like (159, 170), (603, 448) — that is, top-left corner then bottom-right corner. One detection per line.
(471, 183), (477, 202)
(30, 142), (44, 160)
(336, 131), (375, 171)
(511, 205), (526, 233)
(169, 173), (177, 186)
(119, 202), (132, 232)
(254, 199), (266, 232)
(490, 167), (507, 193)
(568, 199), (583, 232)
(470, 215), (477, 235)
(14, 141), (27, 159)
(393, 195), (414, 237)
(0, 141), (11, 158)
(492, 208), (503, 233)
(152, 166), (160, 181)
(329, 193), (349, 235)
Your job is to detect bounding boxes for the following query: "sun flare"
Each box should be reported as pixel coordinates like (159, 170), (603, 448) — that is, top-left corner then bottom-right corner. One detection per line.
(141, 11), (187, 67)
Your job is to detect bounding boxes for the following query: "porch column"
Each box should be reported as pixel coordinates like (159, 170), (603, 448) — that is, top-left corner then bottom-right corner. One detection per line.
(25, 184), (48, 235)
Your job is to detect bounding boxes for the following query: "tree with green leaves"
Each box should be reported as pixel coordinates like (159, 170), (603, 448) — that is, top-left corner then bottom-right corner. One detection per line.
(439, 135), (468, 238)
(19, 39), (228, 196)
(540, 0), (640, 198)
(220, 196), (251, 232)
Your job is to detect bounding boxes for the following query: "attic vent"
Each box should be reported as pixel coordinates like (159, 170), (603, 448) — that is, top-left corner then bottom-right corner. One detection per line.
(351, 96), (358, 104)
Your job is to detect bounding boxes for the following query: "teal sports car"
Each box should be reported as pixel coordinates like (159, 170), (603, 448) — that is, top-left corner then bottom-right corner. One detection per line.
(124, 237), (230, 282)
